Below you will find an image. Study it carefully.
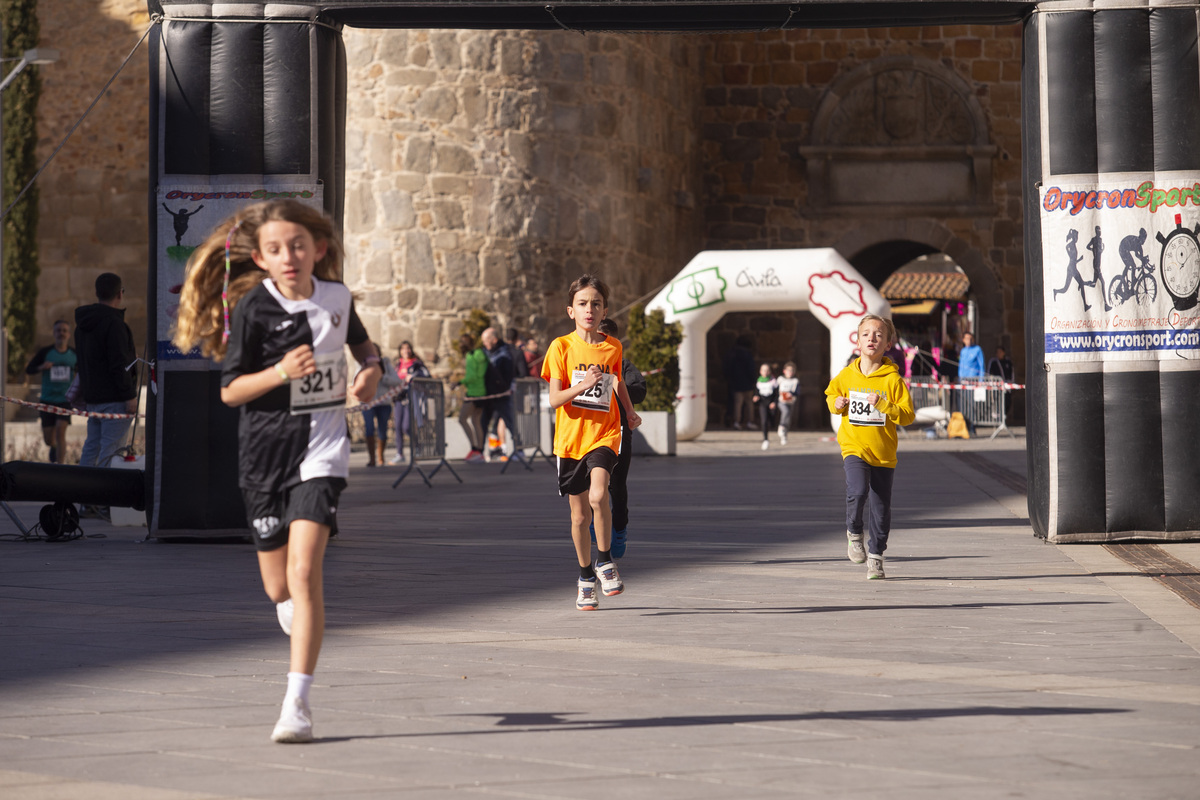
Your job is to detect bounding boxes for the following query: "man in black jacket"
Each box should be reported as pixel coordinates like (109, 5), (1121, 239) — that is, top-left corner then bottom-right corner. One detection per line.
(480, 327), (517, 461)
(74, 273), (138, 468)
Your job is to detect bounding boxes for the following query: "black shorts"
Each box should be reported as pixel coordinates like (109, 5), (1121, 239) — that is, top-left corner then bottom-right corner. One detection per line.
(241, 477), (346, 552)
(38, 402), (71, 428)
(557, 447), (618, 496)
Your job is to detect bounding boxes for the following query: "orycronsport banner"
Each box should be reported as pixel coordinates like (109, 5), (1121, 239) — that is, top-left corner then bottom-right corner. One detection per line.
(1041, 175), (1200, 363)
(156, 183), (323, 363)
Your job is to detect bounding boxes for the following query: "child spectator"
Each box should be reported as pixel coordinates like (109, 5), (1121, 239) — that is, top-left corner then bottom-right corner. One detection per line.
(825, 314), (915, 580)
(542, 275), (641, 609)
(775, 361), (799, 446)
(752, 362), (777, 451)
(390, 341), (429, 464)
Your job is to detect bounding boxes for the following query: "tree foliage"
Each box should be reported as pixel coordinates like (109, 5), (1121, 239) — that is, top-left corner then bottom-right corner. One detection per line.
(1, 0), (41, 377)
(625, 304), (683, 412)
(459, 308), (491, 349)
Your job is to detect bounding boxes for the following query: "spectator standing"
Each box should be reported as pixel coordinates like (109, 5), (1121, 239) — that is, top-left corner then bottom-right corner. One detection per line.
(361, 343), (401, 467)
(724, 334), (757, 429)
(458, 333), (488, 463)
(74, 273), (138, 469)
(507, 328), (529, 378)
(390, 341), (429, 464)
(988, 345), (1016, 420)
(957, 332), (985, 435)
(958, 332), (984, 378)
(523, 337), (542, 376)
(24, 319), (77, 463)
(480, 327), (517, 461)
(911, 339), (936, 377)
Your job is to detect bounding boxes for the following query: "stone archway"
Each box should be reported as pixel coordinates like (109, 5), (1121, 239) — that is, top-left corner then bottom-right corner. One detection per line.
(832, 220), (1006, 357)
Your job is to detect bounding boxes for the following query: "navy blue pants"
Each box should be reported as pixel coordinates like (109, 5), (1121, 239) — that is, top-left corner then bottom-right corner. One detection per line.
(843, 455), (895, 556)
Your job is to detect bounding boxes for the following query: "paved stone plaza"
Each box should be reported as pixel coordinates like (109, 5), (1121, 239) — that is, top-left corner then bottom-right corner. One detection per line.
(2, 431), (1199, 799)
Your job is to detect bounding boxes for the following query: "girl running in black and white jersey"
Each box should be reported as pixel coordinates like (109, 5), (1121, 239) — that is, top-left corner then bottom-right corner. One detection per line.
(173, 200), (382, 743)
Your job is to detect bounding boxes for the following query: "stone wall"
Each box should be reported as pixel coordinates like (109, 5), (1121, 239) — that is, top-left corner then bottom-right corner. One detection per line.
(699, 25), (1025, 424)
(24, 13), (1026, 433)
(341, 28), (704, 367)
(34, 0), (150, 359)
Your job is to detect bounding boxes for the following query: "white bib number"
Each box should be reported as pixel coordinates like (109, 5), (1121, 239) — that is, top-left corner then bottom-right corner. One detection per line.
(290, 351), (347, 414)
(848, 390), (885, 427)
(49, 365), (71, 382)
(570, 370), (614, 412)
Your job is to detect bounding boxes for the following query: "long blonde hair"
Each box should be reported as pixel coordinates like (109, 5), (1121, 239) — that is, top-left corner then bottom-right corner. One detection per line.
(172, 199), (343, 361)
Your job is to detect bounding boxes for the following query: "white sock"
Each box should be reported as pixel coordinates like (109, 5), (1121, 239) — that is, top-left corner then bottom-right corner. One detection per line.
(286, 672), (313, 704)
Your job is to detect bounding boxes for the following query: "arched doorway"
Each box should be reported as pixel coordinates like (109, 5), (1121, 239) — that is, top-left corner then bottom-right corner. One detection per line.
(835, 222), (1007, 368)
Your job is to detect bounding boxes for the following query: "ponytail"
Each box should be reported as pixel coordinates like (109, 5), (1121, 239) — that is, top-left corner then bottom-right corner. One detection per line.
(172, 200), (342, 361)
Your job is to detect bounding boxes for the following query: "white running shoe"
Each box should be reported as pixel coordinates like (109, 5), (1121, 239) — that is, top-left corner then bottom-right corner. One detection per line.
(576, 578), (599, 610)
(867, 554), (886, 580)
(761, 440), (769, 451)
(846, 531), (866, 564)
(271, 696), (313, 743)
(388, 453), (405, 465)
(276, 598), (294, 636)
(595, 561), (624, 597)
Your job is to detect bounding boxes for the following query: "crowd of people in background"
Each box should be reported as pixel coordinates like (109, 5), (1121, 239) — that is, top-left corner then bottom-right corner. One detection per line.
(16, 297), (1016, 475)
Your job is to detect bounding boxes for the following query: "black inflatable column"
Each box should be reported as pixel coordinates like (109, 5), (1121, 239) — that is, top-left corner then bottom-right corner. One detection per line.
(1025, 3), (1200, 542)
(148, 4), (345, 535)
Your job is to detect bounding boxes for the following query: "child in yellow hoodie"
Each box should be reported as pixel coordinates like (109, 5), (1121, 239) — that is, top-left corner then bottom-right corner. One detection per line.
(825, 315), (915, 579)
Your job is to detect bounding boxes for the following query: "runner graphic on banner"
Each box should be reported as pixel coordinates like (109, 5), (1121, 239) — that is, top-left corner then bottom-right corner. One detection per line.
(156, 184), (324, 363)
(1040, 175), (1200, 363)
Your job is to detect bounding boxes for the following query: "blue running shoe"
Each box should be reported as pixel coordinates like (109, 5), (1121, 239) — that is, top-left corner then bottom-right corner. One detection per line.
(612, 528), (627, 559)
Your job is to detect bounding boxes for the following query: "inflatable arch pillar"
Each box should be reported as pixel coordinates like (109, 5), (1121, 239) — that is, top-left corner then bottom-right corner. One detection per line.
(148, 3), (344, 535)
(1024, 4), (1200, 542)
(146, 1), (1200, 544)
(645, 250), (888, 441)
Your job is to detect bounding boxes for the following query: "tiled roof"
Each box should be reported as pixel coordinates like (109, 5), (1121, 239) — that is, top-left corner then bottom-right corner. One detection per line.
(880, 271), (970, 300)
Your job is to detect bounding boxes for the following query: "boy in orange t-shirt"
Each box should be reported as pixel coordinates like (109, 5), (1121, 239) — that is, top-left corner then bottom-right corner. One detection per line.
(542, 275), (642, 610)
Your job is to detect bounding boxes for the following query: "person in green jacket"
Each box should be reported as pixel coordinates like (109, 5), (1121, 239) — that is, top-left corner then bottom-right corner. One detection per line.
(458, 333), (489, 463)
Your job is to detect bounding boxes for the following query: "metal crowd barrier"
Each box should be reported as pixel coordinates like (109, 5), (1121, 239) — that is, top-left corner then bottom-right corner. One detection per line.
(954, 375), (1015, 440)
(392, 378), (462, 489)
(904, 378), (950, 438)
(500, 378), (554, 474)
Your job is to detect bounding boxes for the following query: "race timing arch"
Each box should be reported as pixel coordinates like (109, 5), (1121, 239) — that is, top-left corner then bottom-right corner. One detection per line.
(645, 249), (888, 441)
(145, 0), (1200, 544)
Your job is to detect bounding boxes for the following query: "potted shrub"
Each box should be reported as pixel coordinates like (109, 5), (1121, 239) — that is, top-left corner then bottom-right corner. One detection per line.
(625, 304), (683, 455)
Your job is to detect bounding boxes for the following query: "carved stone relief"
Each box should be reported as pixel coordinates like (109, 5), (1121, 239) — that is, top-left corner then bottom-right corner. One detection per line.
(799, 56), (997, 217)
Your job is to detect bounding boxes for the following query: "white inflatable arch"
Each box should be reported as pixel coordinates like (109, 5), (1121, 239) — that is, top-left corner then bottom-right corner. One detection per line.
(646, 249), (889, 440)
